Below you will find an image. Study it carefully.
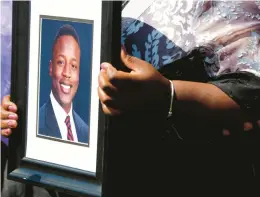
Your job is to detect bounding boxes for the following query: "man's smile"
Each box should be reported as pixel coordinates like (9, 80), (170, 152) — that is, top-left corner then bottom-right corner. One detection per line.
(60, 82), (72, 94)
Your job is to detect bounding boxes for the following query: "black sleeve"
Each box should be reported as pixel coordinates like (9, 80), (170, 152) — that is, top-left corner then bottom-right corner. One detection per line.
(208, 71), (260, 117)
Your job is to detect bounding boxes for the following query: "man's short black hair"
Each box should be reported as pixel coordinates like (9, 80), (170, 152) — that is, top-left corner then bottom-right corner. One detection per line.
(52, 24), (80, 50)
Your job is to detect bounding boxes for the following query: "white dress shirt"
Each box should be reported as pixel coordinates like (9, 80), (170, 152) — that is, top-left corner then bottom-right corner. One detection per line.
(50, 91), (78, 142)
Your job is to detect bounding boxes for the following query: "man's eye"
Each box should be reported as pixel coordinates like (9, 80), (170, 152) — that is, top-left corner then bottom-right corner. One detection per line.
(57, 60), (64, 65)
(72, 64), (77, 69)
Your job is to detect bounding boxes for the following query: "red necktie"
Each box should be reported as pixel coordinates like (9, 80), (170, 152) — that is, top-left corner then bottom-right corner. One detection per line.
(65, 115), (74, 141)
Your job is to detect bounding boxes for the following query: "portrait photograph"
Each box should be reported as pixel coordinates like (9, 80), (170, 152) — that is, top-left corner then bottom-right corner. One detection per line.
(37, 16), (93, 146)
(13, 0), (104, 174)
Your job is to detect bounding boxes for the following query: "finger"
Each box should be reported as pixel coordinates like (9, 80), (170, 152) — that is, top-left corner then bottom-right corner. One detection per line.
(7, 113), (18, 120)
(101, 56), (138, 83)
(1, 128), (12, 137)
(1, 119), (18, 130)
(102, 62), (132, 84)
(100, 62), (117, 80)
(98, 86), (112, 104)
(113, 70), (135, 82)
(101, 103), (121, 116)
(0, 108), (18, 120)
(98, 71), (118, 96)
(2, 95), (17, 112)
(7, 104), (17, 113)
(100, 62), (111, 70)
(98, 87), (121, 108)
(100, 64), (136, 90)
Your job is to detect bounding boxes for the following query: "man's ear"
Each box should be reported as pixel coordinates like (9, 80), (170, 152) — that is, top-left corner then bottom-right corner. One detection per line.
(49, 60), (52, 76)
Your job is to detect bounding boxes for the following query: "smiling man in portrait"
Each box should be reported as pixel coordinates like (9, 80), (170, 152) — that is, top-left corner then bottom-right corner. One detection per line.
(39, 24), (89, 144)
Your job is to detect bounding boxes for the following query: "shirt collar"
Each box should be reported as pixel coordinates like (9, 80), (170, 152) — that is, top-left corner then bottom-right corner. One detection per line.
(50, 91), (73, 121)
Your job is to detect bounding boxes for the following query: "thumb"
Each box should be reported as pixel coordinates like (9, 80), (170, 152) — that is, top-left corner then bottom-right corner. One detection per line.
(100, 62), (133, 82)
(120, 48), (143, 72)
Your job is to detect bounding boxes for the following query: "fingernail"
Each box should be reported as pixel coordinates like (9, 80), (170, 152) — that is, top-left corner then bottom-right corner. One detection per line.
(8, 105), (15, 111)
(8, 120), (15, 127)
(8, 114), (17, 119)
(101, 63), (108, 69)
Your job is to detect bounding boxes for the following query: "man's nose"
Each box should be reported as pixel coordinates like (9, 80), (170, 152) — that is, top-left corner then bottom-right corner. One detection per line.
(62, 64), (71, 78)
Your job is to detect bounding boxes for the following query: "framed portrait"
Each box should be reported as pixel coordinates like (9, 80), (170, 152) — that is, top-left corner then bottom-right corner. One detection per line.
(8, 0), (122, 196)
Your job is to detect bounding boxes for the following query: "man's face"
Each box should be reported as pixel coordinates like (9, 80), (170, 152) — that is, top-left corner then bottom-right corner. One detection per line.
(49, 35), (80, 112)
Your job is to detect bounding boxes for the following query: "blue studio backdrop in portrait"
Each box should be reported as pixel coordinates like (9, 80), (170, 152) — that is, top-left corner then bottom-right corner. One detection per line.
(39, 18), (93, 127)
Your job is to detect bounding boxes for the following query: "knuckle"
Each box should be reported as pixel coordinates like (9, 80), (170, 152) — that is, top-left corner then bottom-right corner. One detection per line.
(102, 95), (111, 105)
(0, 109), (7, 119)
(97, 87), (103, 101)
(98, 73), (104, 87)
(2, 103), (9, 110)
(1, 128), (12, 137)
(99, 81), (114, 96)
(103, 84), (112, 93)
(98, 74), (109, 90)
(1, 120), (8, 129)
(126, 55), (134, 64)
(98, 88), (110, 104)
(0, 105), (4, 113)
(101, 103), (110, 115)
(100, 81), (108, 90)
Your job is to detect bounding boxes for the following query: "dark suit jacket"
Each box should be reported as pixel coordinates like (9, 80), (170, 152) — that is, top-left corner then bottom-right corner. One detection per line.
(38, 99), (89, 144)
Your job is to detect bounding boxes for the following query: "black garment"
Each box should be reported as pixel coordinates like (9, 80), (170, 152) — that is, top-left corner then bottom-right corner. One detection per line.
(158, 47), (260, 138)
(209, 71), (260, 116)
(155, 48), (260, 194)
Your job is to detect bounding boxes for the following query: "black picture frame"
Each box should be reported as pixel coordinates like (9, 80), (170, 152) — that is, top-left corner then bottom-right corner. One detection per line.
(8, 1), (122, 196)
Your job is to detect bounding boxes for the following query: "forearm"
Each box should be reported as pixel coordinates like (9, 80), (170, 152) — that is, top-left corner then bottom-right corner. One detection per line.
(171, 80), (243, 125)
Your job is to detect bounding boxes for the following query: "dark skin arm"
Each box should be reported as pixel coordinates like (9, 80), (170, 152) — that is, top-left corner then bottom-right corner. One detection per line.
(172, 80), (240, 123)
(98, 49), (256, 134)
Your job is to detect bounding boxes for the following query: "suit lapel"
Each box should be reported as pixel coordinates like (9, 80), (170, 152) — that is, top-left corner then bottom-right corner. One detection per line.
(45, 100), (62, 139)
(72, 110), (81, 140)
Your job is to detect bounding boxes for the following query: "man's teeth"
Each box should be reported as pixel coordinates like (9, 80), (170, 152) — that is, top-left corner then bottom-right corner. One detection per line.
(61, 84), (70, 89)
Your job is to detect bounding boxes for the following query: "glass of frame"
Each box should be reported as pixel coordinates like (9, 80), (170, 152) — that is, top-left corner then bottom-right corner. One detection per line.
(8, 1), (122, 196)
